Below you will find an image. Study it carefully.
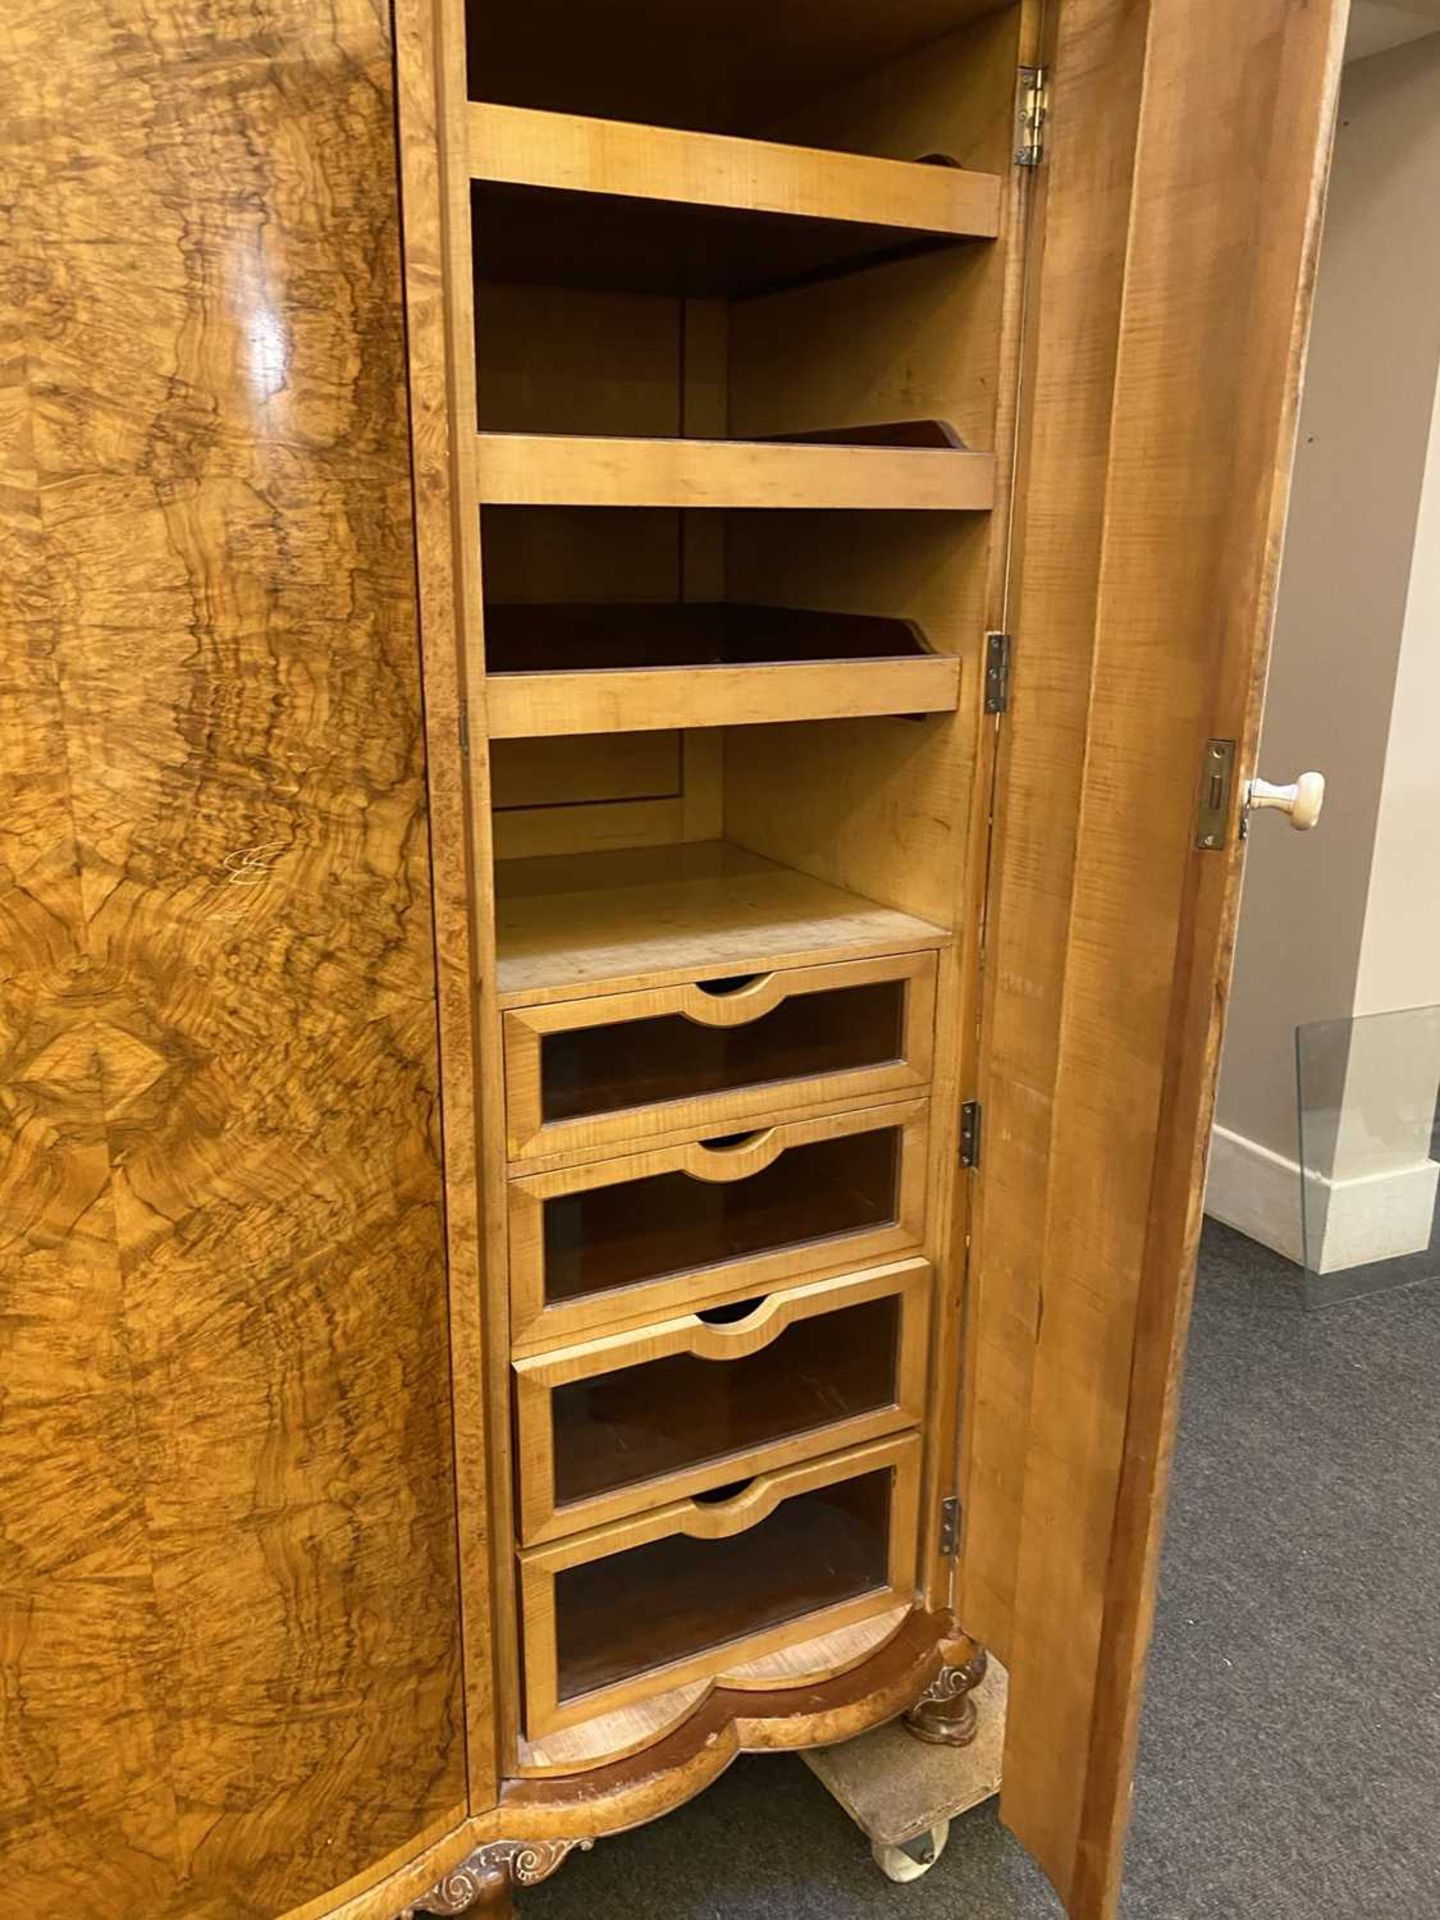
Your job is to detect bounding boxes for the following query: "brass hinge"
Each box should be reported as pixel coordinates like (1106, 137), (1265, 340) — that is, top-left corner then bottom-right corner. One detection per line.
(984, 631), (1012, 714)
(1017, 66), (1049, 168)
(1195, 738), (1237, 849)
(459, 700), (471, 757)
(940, 1496), (962, 1557)
(959, 1100), (982, 1169)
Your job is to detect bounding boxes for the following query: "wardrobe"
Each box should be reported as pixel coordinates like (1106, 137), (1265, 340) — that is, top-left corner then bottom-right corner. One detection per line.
(2, 1), (1343, 1916)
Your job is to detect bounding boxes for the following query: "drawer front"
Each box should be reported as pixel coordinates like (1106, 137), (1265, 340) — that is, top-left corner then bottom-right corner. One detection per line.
(514, 1256), (932, 1544)
(503, 952), (937, 1165)
(508, 1098), (929, 1348)
(518, 1433), (922, 1739)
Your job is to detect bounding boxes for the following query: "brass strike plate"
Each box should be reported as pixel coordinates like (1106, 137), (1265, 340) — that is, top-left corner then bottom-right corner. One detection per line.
(1195, 738), (1237, 850)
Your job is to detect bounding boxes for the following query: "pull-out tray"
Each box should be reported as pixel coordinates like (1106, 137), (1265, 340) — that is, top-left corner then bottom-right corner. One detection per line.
(507, 1097), (930, 1348)
(518, 1433), (922, 1737)
(484, 602), (959, 737)
(469, 104), (1000, 300)
(474, 428), (996, 511)
(514, 1256), (931, 1541)
(503, 951), (936, 1165)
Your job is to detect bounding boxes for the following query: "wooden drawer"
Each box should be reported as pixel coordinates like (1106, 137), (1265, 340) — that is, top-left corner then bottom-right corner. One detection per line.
(518, 1433), (922, 1739)
(502, 951), (937, 1165)
(513, 1256), (931, 1544)
(508, 1098), (929, 1348)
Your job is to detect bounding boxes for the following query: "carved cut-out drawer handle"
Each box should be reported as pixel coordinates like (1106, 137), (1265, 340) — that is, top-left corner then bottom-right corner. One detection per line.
(674, 1475), (784, 1539)
(681, 1128), (781, 1180)
(678, 972), (784, 1025)
(686, 1294), (787, 1359)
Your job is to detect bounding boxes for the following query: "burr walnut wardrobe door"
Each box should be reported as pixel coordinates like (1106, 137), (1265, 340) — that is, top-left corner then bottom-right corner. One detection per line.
(1, 0), (474, 1912)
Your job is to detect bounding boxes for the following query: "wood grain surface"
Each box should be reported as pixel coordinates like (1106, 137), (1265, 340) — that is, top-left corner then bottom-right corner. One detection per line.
(517, 1435), (922, 1740)
(468, 101), (1003, 238)
(393, 0), (503, 1813)
(501, 951), (936, 1166)
(492, 841), (950, 1008)
(473, 431), (997, 511)
(1, 0), (465, 1912)
(965, 1), (1347, 1913)
(512, 1257), (930, 1543)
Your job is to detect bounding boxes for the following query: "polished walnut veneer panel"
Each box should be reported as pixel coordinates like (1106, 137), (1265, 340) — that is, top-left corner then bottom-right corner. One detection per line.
(0, 1), (464, 1913)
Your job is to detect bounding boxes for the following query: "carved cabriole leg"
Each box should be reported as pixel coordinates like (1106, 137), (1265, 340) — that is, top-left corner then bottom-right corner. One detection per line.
(904, 1638), (989, 1749)
(398, 1839), (593, 1918)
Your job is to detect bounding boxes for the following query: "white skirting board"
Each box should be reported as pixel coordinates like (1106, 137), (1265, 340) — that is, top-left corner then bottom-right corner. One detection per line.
(1205, 1123), (1438, 1272)
(1205, 1125), (1306, 1263)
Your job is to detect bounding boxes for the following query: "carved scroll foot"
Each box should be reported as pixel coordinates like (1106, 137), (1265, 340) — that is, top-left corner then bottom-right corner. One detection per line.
(400, 1839), (592, 1918)
(904, 1642), (989, 1749)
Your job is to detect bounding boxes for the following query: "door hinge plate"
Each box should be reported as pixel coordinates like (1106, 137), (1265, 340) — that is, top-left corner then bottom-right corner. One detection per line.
(940, 1496), (962, 1557)
(959, 1100), (982, 1169)
(1017, 66), (1049, 168)
(984, 632), (1011, 714)
(1195, 737), (1237, 849)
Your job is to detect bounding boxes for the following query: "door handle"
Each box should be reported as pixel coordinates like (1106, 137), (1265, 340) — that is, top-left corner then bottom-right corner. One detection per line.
(1245, 771), (1325, 831)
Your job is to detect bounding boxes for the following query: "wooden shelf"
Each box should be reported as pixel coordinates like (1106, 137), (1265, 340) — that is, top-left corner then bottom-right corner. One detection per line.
(469, 104), (1000, 298)
(494, 842), (950, 1007)
(484, 602), (959, 737)
(475, 431), (996, 511)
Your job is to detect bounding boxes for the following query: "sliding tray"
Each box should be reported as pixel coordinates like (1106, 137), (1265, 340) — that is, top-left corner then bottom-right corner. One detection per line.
(469, 103), (1000, 300)
(503, 951), (937, 1165)
(507, 1098), (929, 1348)
(518, 1433), (922, 1738)
(484, 602), (959, 737)
(475, 423), (995, 511)
(513, 1257), (930, 1543)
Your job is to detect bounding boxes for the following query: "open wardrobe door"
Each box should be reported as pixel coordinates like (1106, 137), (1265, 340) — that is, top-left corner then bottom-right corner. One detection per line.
(960, 2), (1347, 1915)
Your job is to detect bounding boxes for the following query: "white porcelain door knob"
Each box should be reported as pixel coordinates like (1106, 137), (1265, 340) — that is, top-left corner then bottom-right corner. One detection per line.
(1246, 770), (1325, 831)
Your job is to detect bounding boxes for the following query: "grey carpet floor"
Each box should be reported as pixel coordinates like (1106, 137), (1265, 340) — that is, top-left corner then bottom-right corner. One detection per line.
(527, 1222), (1440, 1918)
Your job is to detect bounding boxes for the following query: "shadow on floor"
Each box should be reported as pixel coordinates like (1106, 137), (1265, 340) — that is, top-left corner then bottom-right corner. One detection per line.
(527, 1221), (1440, 1918)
